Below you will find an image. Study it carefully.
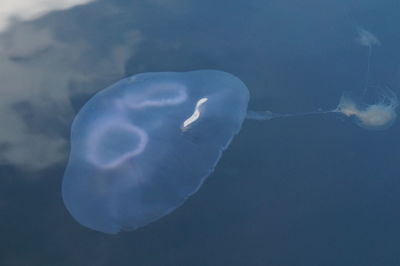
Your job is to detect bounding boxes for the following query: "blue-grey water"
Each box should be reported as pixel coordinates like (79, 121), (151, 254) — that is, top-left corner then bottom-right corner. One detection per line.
(1, 0), (400, 265)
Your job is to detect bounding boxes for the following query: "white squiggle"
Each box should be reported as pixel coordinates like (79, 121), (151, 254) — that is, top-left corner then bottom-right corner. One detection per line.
(181, 97), (208, 130)
(86, 118), (148, 169)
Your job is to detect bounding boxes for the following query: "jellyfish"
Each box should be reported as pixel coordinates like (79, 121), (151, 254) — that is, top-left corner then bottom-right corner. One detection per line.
(323, 27), (400, 129)
(356, 27), (381, 96)
(356, 27), (381, 47)
(62, 70), (250, 234)
(334, 89), (398, 130)
(63, 67), (398, 234)
(247, 27), (396, 130)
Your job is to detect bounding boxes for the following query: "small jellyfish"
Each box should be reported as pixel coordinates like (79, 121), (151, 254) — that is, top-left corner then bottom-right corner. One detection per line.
(356, 27), (381, 96)
(356, 27), (381, 47)
(335, 89), (398, 130)
(62, 70), (249, 234)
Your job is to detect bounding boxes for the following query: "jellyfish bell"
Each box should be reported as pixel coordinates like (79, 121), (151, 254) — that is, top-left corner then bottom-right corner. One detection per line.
(356, 27), (381, 47)
(357, 104), (397, 130)
(336, 89), (398, 130)
(62, 70), (249, 234)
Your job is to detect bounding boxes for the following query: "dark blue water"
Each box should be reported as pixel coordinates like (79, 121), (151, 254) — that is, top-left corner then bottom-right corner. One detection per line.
(1, 0), (400, 265)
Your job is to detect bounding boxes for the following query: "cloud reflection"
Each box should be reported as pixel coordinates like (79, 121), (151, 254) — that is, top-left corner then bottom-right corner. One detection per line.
(0, 0), (96, 33)
(0, 3), (143, 171)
